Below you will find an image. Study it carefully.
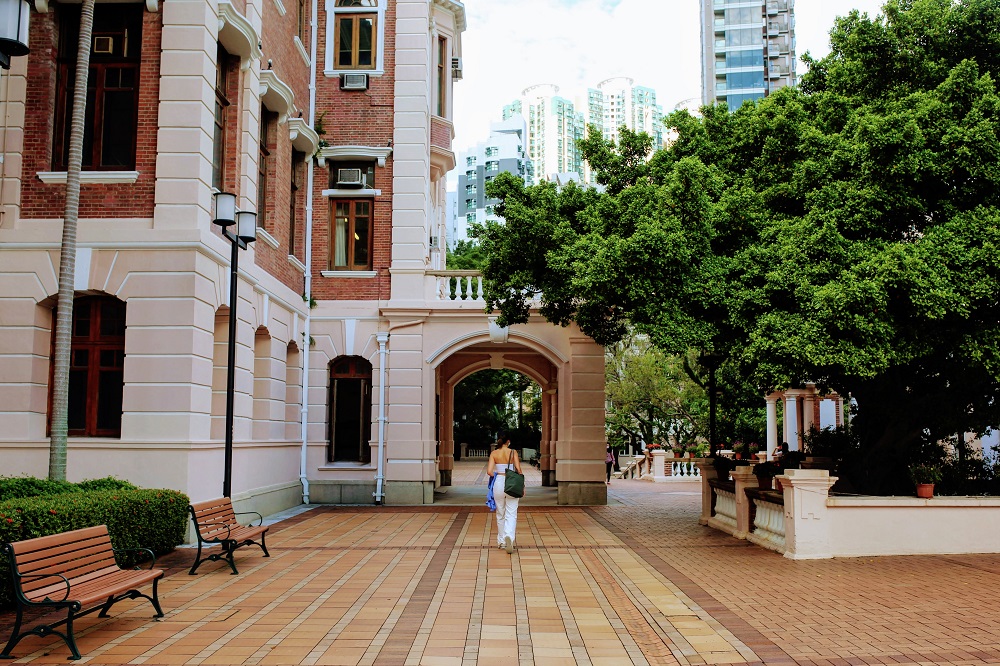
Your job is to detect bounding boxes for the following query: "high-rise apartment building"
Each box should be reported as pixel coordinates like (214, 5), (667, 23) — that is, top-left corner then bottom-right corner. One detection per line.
(455, 116), (532, 240)
(592, 77), (665, 148)
(500, 79), (664, 185)
(504, 84), (586, 185)
(700, 0), (797, 108)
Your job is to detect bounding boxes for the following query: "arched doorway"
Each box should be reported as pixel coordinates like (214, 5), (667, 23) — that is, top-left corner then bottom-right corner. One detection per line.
(327, 356), (373, 464)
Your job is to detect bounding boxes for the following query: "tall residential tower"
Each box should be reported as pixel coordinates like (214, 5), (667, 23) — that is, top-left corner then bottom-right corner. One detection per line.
(700, 0), (797, 108)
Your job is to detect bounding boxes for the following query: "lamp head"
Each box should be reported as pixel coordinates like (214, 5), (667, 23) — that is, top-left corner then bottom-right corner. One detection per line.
(236, 211), (257, 244)
(213, 191), (237, 227)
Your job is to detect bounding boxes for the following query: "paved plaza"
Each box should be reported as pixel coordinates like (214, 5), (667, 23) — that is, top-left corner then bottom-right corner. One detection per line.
(3, 461), (1000, 665)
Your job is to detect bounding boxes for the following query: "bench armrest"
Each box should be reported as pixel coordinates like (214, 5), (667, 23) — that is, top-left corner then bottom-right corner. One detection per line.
(15, 572), (72, 603)
(113, 547), (157, 570)
(234, 511), (264, 527)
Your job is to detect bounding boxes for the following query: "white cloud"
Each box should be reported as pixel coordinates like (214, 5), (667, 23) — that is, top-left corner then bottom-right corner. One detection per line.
(452, 0), (887, 159)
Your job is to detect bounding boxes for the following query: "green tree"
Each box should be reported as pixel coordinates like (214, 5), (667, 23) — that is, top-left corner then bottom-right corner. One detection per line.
(453, 370), (540, 450)
(476, 0), (1000, 493)
(50, 0), (97, 481)
(445, 239), (487, 270)
(605, 334), (708, 452)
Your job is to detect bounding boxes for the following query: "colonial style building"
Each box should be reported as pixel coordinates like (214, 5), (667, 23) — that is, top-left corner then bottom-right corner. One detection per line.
(0, 0), (607, 512)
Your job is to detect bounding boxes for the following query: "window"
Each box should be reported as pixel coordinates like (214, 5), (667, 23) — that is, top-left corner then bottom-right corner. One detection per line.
(258, 108), (277, 229)
(436, 36), (447, 117)
(289, 150), (304, 259)
(328, 356), (372, 463)
(330, 199), (372, 270)
(333, 0), (378, 70)
(52, 296), (126, 438)
(213, 44), (236, 191)
(53, 5), (142, 170)
(297, 0), (308, 44)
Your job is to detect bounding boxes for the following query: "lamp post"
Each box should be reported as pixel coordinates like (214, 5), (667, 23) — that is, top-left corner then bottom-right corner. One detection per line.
(212, 192), (256, 498)
(0, 0), (30, 70)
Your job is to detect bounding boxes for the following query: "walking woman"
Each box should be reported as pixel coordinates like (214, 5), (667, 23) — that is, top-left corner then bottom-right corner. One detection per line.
(488, 431), (523, 553)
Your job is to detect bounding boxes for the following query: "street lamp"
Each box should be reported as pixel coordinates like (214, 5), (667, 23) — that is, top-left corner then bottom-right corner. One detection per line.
(0, 0), (30, 70)
(213, 191), (256, 498)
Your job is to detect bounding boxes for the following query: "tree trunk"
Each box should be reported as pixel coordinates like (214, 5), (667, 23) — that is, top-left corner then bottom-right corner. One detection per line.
(49, 0), (96, 481)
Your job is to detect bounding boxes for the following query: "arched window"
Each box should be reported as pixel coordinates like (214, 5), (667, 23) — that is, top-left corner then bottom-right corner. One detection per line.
(53, 295), (126, 437)
(328, 356), (372, 463)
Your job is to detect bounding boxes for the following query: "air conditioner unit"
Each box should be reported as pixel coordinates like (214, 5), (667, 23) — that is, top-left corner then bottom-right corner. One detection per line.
(451, 57), (463, 80)
(336, 168), (365, 188)
(429, 235), (439, 249)
(340, 73), (369, 91)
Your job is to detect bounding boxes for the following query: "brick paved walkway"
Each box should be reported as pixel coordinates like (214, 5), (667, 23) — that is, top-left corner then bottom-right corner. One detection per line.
(3, 473), (1000, 665)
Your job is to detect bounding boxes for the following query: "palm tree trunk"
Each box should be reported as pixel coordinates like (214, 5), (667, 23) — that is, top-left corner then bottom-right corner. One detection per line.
(49, 0), (96, 481)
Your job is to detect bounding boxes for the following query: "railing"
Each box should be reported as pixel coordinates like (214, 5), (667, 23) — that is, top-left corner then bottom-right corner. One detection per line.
(708, 480), (737, 531)
(669, 460), (702, 479)
(745, 487), (785, 552)
(614, 457), (642, 479)
(429, 271), (484, 301)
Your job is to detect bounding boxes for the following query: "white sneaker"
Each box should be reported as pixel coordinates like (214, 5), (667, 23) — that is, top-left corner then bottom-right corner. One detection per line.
(504, 535), (513, 554)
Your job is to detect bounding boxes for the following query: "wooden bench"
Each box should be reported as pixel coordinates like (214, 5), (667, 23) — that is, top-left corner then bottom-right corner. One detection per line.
(1, 525), (164, 661)
(188, 498), (269, 575)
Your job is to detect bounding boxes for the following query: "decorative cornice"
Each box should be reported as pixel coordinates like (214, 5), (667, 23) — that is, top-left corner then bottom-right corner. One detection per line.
(218, 0), (262, 70)
(259, 70), (295, 123)
(320, 270), (378, 279)
(321, 188), (382, 198)
(432, 0), (467, 31)
(37, 171), (140, 185)
(286, 118), (320, 155)
(256, 227), (279, 249)
(316, 145), (392, 168)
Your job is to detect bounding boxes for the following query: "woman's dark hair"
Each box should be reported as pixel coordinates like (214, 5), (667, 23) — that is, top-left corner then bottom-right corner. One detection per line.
(496, 430), (510, 445)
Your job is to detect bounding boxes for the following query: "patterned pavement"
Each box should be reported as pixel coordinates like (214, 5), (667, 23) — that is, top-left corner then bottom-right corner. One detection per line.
(3, 462), (1000, 665)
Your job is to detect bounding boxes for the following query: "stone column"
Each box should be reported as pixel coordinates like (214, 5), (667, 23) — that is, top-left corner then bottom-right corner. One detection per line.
(779, 469), (838, 560)
(694, 458), (719, 525)
(766, 394), (778, 459)
(732, 466), (757, 539)
(802, 384), (816, 440)
(438, 381), (454, 486)
(784, 393), (798, 450)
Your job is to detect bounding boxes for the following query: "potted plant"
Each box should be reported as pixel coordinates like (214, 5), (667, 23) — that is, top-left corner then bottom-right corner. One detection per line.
(712, 455), (737, 480)
(909, 464), (942, 498)
(752, 460), (781, 490)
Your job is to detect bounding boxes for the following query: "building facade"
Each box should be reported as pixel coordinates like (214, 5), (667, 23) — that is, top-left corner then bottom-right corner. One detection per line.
(699, 0), (796, 108)
(0, 0), (607, 513)
(503, 84), (586, 185)
(455, 115), (531, 234)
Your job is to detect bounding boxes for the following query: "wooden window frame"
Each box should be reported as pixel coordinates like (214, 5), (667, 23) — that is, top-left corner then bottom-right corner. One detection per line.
(53, 5), (142, 171)
(48, 296), (126, 438)
(213, 44), (235, 192)
(329, 198), (374, 271)
(436, 36), (447, 117)
(334, 13), (377, 70)
(289, 150), (304, 259)
(258, 107), (276, 231)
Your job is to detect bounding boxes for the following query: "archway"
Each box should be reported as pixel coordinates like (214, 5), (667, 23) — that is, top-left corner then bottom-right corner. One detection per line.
(434, 337), (559, 494)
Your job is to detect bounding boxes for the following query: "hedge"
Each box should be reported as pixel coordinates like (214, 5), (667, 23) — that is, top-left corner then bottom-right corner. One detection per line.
(0, 476), (137, 502)
(0, 486), (189, 609)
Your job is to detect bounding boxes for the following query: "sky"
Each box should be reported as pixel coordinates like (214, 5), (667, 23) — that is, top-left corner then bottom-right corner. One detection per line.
(451, 0), (888, 162)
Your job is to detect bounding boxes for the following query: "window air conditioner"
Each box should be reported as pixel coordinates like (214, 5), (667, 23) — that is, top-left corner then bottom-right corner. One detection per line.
(340, 73), (369, 91)
(451, 57), (463, 80)
(336, 168), (365, 188)
(430, 235), (439, 249)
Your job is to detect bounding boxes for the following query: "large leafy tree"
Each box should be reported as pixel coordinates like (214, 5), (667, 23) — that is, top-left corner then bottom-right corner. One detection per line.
(475, 0), (1000, 493)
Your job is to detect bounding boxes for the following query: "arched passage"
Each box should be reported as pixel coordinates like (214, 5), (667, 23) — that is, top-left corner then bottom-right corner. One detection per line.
(435, 338), (560, 490)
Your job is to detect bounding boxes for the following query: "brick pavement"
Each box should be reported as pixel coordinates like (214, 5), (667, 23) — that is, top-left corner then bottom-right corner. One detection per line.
(2, 468), (1000, 665)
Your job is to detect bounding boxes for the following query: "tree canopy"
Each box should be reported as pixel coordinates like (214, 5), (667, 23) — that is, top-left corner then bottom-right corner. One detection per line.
(474, 0), (1000, 492)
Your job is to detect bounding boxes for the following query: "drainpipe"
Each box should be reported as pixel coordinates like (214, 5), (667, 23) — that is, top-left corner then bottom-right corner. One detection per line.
(374, 331), (389, 504)
(299, 0), (320, 505)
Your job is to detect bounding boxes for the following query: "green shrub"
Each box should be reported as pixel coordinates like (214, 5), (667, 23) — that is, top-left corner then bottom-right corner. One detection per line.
(0, 487), (189, 609)
(75, 477), (138, 493)
(0, 477), (77, 501)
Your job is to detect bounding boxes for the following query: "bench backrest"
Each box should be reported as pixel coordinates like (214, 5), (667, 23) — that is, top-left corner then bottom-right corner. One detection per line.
(6, 525), (118, 596)
(189, 498), (239, 540)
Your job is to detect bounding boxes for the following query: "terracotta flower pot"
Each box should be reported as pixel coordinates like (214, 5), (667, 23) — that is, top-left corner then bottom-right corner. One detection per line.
(916, 483), (934, 498)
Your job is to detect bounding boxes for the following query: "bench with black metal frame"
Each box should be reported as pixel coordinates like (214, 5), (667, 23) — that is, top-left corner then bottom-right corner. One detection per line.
(1, 524), (164, 661)
(188, 497), (269, 575)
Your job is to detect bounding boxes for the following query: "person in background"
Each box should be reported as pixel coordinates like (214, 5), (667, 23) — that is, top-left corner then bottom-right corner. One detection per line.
(487, 431), (523, 553)
(606, 446), (616, 484)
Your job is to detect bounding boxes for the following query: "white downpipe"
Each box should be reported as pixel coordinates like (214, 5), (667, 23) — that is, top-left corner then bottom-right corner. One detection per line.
(374, 331), (389, 504)
(299, 0), (320, 505)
